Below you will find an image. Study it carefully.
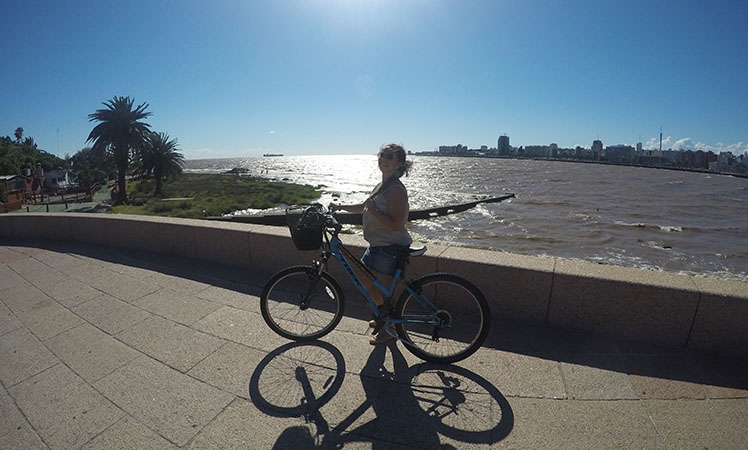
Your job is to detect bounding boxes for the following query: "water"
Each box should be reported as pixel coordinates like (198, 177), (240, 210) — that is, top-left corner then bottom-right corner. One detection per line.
(184, 155), (748, 281)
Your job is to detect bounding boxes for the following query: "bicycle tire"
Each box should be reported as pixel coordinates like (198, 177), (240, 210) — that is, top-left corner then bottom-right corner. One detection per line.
(395, 273), (491, 364)
(260, 266), (345, 341)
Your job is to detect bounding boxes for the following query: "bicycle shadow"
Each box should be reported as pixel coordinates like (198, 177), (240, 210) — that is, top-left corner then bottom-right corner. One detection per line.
(249, 341), (514, 449)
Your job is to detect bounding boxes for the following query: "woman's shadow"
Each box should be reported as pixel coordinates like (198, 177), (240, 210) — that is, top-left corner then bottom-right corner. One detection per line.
(251, 341), (513, 449)
(352, 342), (448, 449)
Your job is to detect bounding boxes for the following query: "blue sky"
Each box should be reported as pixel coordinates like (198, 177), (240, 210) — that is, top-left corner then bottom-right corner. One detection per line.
(2, 0), (747, 159)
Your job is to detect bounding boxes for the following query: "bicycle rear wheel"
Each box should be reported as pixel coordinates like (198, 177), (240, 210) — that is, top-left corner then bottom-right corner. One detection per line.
(261, 266), (345, 341)
(395, 273), (490, 364)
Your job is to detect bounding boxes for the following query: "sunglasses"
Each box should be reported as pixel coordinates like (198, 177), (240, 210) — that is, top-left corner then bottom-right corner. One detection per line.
(377, 151), (396, 160)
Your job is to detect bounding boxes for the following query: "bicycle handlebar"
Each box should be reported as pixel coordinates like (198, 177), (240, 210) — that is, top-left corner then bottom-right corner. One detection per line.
(324, 211), (342, 232)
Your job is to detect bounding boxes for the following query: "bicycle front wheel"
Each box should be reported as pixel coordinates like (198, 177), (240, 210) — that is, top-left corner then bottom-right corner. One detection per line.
(260, 266), (345, 341)
(395, 273), (490, 364)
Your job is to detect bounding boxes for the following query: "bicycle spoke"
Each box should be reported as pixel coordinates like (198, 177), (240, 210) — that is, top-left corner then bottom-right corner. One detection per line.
(396, 274), (490, 364)
(261, 267), (345, 341)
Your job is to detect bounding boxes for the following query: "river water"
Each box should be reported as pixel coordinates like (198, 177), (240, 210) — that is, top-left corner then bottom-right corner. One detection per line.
(184, 155), (748, 281)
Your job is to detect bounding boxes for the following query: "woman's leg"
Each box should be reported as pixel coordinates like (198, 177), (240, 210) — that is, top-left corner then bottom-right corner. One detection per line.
(361, 270), (392, 307)
(361, 270), (396, 344)
(359, 247), (399, 343)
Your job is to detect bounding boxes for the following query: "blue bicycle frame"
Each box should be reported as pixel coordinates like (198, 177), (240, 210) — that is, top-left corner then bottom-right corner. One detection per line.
(323, 230), (440, 328)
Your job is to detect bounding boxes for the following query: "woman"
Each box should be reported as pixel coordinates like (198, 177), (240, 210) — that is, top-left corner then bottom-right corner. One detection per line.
(329, 143), (413, 344)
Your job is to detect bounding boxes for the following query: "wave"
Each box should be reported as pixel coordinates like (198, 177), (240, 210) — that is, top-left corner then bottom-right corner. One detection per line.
(614, 221), (683, 232)
(521, 199), (575, 207)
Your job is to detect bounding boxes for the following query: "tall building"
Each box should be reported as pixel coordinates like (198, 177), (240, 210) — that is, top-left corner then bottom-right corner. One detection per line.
(498, 135), (510, 156)
(592, 140), (603, 160)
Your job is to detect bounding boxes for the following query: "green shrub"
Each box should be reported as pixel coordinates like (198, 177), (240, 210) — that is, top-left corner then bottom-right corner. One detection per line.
(111, 174), (319, 219)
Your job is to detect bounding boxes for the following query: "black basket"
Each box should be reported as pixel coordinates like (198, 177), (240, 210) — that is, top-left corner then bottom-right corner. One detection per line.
(287, 204), (326, 251)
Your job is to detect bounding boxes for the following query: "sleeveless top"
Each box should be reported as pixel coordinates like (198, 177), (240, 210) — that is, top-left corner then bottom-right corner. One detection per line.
(362, 179), (412, 247)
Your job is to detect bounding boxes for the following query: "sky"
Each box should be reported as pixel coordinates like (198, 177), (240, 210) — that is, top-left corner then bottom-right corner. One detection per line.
(2, 0), (747, 160)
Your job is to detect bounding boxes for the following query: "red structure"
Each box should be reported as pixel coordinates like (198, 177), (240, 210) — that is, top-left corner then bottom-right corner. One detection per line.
(0, 175), (26, 213)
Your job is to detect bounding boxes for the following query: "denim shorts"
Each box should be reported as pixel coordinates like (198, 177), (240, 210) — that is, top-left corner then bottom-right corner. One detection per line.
(361, 246), (408, 277)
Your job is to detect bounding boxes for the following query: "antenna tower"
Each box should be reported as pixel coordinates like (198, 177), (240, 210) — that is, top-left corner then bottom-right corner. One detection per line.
(659, 126), (663, 152)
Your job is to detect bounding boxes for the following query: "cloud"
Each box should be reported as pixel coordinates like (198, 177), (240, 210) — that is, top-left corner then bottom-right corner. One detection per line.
(673, 137), (694, 150)
(724, 141), (747, 154)
(643, 136), (748, 155)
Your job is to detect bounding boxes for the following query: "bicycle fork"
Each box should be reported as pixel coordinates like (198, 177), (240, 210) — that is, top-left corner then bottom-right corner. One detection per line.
(299, 260), (326, 310)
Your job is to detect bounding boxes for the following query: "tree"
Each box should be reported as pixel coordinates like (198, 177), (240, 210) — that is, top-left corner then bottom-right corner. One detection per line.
(22, 137), (37, 149)
(70, 147), (109, 192)
(1, 133), (64, 175)
(87, 96), (152, 204)
(137, 132), (185, 196)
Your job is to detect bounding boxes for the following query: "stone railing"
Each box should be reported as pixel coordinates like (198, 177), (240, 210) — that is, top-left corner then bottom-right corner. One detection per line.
(1, 213), (746, 358)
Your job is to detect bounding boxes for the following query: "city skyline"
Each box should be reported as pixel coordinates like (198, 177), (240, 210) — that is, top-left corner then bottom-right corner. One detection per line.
(2, 0), (747, 159)
(435, 132), (748, 154)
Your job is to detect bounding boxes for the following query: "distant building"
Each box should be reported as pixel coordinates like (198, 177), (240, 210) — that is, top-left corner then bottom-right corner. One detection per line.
(438, 144), (467, 155)
(605, 145), (635, 162)
(710, 152), (737, 172)
(497, 135), (511, 156)
(525, 145), (550, 157)
(43, 169), (76, 193)
(592, 140), (603, 160)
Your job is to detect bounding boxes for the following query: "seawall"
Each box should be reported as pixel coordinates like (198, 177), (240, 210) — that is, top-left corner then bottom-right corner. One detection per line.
(1, 212), (746, 358)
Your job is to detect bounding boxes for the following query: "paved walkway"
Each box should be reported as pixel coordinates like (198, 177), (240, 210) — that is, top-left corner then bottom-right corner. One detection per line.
(1, 240), (747, 449)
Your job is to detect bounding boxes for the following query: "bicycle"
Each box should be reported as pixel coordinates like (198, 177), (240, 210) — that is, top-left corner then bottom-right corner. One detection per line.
(260, 204), (491, 364)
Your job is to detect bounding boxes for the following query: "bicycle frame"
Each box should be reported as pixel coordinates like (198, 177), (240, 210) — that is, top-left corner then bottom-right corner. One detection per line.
(320, 228), (440, 329)
(325, 232), (398, 315)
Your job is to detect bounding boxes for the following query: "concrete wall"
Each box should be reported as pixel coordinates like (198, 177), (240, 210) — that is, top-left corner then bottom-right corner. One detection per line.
(1, 213), (747, 358)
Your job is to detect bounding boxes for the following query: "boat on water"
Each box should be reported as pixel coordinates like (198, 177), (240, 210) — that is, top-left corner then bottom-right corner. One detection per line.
(208, 194), (515, 226)
(263, 153), (284, 157)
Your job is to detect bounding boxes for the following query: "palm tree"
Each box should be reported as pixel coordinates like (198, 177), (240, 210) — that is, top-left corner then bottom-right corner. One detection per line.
(87, 96), (152, 204)
(138, 132), (185, 196)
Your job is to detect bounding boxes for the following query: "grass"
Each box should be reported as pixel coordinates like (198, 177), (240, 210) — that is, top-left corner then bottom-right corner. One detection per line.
(111, 174), (320, 219)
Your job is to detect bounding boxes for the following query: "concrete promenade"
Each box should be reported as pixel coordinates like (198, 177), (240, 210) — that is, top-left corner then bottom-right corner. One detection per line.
(4, 213), (748, 359)
(1, 240), (748, 449)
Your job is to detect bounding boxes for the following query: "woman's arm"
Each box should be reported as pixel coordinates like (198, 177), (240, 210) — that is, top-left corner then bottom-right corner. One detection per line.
(364, 185), (408, 231)
(330, 181), (381, 214)
(329, 202), (365, 214)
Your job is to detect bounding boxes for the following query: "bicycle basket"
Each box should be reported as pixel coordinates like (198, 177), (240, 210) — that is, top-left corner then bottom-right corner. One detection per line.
(286, 204), (326, 251)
